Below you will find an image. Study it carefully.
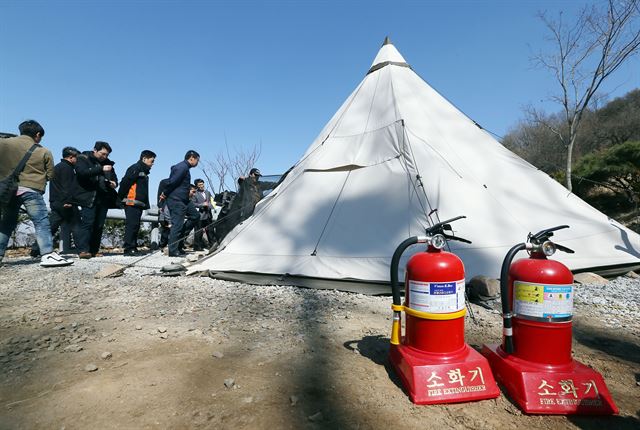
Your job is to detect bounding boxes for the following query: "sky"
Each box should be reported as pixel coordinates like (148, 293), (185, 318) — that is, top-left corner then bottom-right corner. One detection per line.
(1, 0), (638, 197)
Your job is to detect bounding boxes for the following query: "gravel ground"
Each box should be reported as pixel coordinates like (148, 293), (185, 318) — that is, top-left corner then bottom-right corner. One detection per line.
(575, 276), (640, 332)
(0, 250), (639, 429)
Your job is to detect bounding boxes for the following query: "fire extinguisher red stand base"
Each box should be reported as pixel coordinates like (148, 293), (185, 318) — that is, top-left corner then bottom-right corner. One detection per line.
(481, 344), (618, 414)
(390, 343), (500, 405)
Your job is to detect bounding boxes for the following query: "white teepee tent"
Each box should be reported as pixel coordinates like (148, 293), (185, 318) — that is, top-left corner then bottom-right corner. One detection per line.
(191, 39), (640, 293)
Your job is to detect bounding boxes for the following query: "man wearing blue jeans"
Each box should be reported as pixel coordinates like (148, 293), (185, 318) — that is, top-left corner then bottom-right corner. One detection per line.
(0, 120), (73, 267)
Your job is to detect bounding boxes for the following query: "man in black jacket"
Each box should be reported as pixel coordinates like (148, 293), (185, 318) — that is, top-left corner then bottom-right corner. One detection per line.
(31, 146), (82, 256)
(161, 150), (200, 257)
(75, 141), (118, 258)
(118, 150), (156, 256)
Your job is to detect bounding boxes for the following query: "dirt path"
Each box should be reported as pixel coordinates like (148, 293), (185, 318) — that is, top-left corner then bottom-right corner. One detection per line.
(0, 253), (639, 429)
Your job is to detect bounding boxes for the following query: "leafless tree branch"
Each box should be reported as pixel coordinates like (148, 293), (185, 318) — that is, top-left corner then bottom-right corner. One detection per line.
(531, 0), (639, 191)
(200, 138), (262, 193)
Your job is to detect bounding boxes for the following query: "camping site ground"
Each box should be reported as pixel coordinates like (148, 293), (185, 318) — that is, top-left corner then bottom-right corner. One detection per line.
(0, 251), (639, 429)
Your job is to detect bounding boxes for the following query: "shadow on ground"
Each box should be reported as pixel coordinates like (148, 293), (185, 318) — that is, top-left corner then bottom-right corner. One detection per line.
(573, 324), (640, 365)
(343, 334), (404, 392)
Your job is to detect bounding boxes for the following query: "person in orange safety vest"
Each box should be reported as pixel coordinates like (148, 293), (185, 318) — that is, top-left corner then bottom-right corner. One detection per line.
(118, 150), (156, 256)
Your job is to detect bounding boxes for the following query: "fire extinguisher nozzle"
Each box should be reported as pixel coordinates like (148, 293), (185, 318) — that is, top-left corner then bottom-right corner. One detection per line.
(390, 311), (401, 345)
(504, 336), (514, 354)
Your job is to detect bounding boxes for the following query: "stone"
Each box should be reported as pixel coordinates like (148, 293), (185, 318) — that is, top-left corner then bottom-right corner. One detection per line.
(289, 395), (299, 406)
(54, 317), (63, 323)
(467, 276), (500, 299)
(95, 264), (125, 279)
(159, 333), (168, 339)
(135, 325), (142, 330)
(84, 364), (98, 372)
(624, 271), (639, 279)
(161, 264), (186, 273)
(573, 272), (608, 284)
(157, 327), (167, 333)
(224, 378), (235, 389)
(212, 351), (224, 359)
(64, 344), (83, 353)
(242, 396), (254, 404)
(101, 351), (112, 360)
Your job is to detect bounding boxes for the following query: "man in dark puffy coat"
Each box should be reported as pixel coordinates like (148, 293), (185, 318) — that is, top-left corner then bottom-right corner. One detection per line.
(161, 150), (200, 257)
(31, 146), (82, 256)
(75, 141), (118, 258)
(118, 150), (156, 256)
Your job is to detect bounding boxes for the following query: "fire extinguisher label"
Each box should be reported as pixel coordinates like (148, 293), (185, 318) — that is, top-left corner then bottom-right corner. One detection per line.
(513, 281), (574, 320)
(408, 279), (466, 313)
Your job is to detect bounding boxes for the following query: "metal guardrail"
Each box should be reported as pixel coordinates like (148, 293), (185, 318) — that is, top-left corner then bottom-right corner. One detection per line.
(106, 207), (162, 223)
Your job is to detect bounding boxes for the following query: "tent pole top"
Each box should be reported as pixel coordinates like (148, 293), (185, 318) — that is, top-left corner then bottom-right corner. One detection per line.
(382, 36), (392, 46)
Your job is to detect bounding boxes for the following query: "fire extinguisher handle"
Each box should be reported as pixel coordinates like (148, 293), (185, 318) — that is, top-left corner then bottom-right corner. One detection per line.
(555, 243), (575, 254)
(530, 225), (570, 242)
(443, 233), (472, 244)
(426, 215), (466, 235)
(425, 215), (466, 235)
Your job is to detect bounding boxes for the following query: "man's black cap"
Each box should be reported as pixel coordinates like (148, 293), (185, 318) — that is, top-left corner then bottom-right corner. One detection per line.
(250, 168), (262, 177)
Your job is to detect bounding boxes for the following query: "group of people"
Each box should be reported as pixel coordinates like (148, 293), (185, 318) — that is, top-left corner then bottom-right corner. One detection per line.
(1, 119), (266, 267)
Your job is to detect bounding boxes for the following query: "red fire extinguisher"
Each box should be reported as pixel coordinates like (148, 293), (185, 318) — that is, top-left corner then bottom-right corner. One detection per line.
(499, 225), (576, 361)
(482, 225), (619, 414)
(389, 216), (499, 405)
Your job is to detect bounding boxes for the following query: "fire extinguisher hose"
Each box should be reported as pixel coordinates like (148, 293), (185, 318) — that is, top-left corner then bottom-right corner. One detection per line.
(391, 236), (426, 306)
(500, 242), (526, 354)
(390, 236), (427, 345)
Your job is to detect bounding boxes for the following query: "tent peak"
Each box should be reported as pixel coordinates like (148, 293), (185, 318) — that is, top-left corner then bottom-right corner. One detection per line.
(368, 39), (410, 75)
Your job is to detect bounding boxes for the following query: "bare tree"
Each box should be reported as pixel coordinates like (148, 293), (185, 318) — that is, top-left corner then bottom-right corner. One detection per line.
(201, 136), (262, 193)
(532, 0), (640, 191)
(503, 108), (567, 174)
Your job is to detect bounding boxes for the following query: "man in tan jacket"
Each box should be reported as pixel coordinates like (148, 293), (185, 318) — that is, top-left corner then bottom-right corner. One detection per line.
(0, 120), (72, 267)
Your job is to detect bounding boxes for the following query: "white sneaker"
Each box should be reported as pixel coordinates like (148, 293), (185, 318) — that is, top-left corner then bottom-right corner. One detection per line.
(41, 252), (74, 267)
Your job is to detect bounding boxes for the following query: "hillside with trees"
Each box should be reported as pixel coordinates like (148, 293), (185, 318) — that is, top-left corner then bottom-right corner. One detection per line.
(502, 89), (640, 232)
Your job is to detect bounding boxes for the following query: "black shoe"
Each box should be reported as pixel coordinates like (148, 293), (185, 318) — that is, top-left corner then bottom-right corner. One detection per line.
(168, 252), (186, 257)
(123, 250), (138, 256)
